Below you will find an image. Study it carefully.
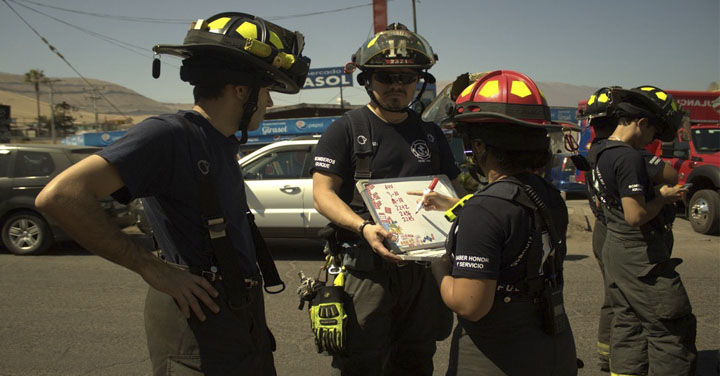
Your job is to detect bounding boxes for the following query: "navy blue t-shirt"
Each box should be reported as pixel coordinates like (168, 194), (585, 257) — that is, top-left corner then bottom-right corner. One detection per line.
(98, 111), (258, 275)
(450, 174), (567, 295)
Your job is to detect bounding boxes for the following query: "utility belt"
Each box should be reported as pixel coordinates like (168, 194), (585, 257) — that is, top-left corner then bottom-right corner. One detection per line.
(156, 252), (262, 288)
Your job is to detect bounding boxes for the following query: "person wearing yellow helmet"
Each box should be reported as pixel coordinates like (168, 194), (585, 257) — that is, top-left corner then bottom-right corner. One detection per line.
(311, 23), (463, 375)
(582, 86), (682, 372)
(591, 86), (697, 376)
(36, 12), (310, 375)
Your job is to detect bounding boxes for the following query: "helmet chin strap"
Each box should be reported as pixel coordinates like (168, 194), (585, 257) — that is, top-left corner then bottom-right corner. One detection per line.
(238, 87), (260, 144)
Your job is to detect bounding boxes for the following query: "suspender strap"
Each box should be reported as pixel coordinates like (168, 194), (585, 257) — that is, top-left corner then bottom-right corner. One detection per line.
(347, 109), (374, 212)
(196, 179), (252, 308)
(247, 212), (285, 293)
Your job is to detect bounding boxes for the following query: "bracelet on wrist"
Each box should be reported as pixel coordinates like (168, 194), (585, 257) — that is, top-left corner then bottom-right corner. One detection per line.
(358, 219), (373, 234)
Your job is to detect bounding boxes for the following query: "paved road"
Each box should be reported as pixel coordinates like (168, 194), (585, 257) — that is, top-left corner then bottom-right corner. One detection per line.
(0, 200), (717, 375)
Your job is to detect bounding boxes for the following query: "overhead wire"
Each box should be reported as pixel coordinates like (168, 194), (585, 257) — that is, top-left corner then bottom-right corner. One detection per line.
(8, 0), (180, 69)
(2, 0), (129, 118)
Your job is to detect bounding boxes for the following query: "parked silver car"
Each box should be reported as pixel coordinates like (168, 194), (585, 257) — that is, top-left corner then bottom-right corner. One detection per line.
(239, 137), (329, 238)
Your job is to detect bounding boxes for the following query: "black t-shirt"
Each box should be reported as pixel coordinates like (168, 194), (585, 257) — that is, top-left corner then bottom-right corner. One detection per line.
(594, 142), (656, 206)
(98, 111), (258, 274)
(587, 139), (665, 221)
(311, 106), (460, 205)
(450, 174), (567, 295)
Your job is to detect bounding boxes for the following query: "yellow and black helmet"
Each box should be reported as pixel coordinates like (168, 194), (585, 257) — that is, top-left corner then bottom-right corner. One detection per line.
(580, 86), (622, 130)
(610, 86), (684, 142)
(153, 12), (310, 94)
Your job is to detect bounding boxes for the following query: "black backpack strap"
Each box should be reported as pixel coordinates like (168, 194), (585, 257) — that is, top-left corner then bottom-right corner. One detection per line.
(346, 109), (374, 213)
(473, 177), (563, 296)
(590, 140), (632, 212)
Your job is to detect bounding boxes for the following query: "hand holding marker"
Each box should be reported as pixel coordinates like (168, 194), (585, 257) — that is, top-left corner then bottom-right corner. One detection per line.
(415, 178), (439, 214)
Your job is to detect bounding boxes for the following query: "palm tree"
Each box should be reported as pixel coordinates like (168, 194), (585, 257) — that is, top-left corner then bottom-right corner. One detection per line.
(24, 69), (45, 127)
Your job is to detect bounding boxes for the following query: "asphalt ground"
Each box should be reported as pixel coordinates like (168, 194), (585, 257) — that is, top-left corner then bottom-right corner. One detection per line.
(0, 199), (717, 375)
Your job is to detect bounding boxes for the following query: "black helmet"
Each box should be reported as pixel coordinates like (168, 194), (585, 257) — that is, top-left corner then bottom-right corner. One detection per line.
(351, 23), (437, 72)
(580, 86), (622, 131)
(610, 86), (684, 142)
(346, 23), (437, 113)
(153, 12), (310, 94)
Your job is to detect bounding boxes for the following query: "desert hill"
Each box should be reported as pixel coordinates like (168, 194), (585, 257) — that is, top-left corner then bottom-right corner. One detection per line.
(0, 72), (191, 125)
(1, 71), (597, 127)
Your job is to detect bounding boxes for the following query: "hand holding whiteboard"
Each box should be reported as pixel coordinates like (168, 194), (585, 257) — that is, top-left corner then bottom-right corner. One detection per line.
(356, 175), (457, 255)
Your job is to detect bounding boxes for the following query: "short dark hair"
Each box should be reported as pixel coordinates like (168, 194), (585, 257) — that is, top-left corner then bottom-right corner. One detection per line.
(192, 85), (226, 103)
(483, 144), (552, 173)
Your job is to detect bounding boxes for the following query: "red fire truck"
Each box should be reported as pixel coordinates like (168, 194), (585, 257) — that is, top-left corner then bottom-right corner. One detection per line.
(577, 90), (720, 235)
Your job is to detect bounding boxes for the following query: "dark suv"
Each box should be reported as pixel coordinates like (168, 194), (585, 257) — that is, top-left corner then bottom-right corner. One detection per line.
(0, 144), (135, 255)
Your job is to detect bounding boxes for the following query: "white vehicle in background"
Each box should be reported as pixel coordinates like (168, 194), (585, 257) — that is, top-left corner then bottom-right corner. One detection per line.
(239, 136), (329, 238)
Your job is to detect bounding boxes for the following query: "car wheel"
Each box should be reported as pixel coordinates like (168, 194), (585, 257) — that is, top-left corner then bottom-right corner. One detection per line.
(688, 189), (720, 235)
(1, 211), (53, 255)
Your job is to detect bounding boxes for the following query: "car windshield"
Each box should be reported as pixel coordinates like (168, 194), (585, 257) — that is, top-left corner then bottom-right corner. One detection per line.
(691, 128), (720, 153)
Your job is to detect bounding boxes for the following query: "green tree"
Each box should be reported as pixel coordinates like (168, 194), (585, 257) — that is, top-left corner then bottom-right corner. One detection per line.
(24, 69), (45, 126)
(53, 101), (77, 134)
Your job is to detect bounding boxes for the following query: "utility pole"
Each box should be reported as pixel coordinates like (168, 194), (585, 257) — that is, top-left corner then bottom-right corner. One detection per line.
(84, 87), (103, 130)
(44, 79), (61, 143)
(411, 0), (417, 32)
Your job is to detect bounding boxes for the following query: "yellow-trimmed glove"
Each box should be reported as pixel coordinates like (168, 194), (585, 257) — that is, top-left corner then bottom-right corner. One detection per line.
(309, 284), (347, 354)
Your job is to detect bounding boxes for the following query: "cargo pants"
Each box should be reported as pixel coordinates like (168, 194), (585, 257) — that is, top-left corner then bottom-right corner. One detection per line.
(602, 207), (696, 376)
(144, 280), (276, 376)
(330, 246), (453, 376)
(591, 219), (612, 370)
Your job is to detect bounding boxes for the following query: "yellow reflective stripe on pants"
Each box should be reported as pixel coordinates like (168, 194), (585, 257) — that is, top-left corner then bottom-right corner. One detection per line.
(597, 341), (610, 356)
(611, 373), (639, 376)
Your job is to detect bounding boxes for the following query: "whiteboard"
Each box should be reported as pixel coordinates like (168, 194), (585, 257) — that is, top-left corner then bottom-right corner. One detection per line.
(356, 174), (457, 254)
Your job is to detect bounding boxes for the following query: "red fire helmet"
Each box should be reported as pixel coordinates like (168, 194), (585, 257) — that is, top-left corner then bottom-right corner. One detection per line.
(452, 70), (565, 129)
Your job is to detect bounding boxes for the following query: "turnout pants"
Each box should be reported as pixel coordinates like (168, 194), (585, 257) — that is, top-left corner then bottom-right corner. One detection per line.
(602, 207), (696, 376)
(330, 257), (452, 376)
(447, 300), (577, 376)
(591, 219), (612, 369)
(144, 280), (276, 376)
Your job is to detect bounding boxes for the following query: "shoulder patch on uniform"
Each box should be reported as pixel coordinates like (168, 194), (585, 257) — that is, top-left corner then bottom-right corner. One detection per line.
(197, 160), (210, 175)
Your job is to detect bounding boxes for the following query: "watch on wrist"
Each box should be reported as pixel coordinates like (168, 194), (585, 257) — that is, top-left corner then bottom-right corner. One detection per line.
(358, 220), (373, 234)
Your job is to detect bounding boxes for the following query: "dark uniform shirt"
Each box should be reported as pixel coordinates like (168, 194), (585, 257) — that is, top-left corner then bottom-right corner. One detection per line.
(98, 111), (258, 275)
(595, 143), (656, 205)
(450, 174), (567, 295)
(311, 106), (460, 207)
(587, 138), (665, 222)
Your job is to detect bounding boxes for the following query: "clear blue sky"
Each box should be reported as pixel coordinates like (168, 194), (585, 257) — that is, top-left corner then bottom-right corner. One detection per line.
(1, 0), (718, 107)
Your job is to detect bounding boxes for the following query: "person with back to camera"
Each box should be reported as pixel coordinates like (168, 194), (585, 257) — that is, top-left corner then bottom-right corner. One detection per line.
(418, 70), (579, 375)
(311, 23), (465, 375)
(591, 86), (696, 376)
(35, 12), (310, 375)
(581, 86), (682, 372)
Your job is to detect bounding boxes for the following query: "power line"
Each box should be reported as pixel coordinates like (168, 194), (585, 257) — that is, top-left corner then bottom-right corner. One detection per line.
(13, 0), (189, 24)
(13, 0), (381, 24)
(3, 0), (129, 119)
(8, 0), (180, 69)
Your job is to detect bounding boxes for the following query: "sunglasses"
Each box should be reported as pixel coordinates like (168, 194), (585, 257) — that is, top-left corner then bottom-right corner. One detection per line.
(372, 72), (419, 85)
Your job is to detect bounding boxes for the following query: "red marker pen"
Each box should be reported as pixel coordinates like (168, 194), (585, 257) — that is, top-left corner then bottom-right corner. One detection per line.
(415, 177), (439, 214)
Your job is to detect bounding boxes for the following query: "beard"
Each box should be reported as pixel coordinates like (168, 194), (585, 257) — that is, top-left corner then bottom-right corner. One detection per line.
(379, 89), (409, 111)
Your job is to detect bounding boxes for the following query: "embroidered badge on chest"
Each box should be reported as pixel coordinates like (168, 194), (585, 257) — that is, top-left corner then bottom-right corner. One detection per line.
(427, 133), (435, 143)
(411, 140), (431, 162)
(198, 160), (210, 175)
